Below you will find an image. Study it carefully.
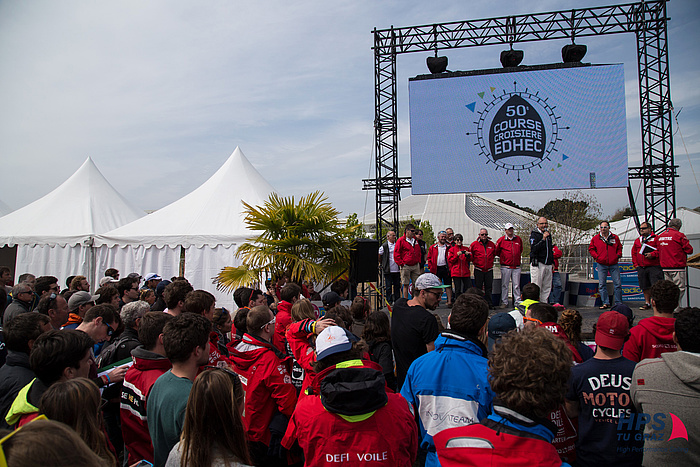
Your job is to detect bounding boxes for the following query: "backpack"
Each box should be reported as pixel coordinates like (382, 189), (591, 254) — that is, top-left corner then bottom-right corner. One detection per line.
(97, 334), (139, 369)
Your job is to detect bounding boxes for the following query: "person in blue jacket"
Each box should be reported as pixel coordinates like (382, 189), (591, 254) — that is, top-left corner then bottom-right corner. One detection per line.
(400, 293), (495, 467)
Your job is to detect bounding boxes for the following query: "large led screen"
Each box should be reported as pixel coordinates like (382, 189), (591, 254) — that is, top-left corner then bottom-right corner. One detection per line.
(409, 64), (628, 194)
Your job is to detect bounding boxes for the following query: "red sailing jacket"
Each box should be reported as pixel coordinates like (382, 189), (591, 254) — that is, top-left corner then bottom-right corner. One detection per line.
(495, 235), (523, 268)
(657, 227), (693, 269)
(447, 245), (471, 278)
(622, 316), (677, 363)
(631, 234), (660, 268)
(552, 246), (563, 272)
(434, 421), (565, 467)
(427, 243), (450, 274)
(588, 233), (622, 266)
(274, 301), (293, 352)
(120, 348), (172, 465)
(282, 360), (417, 467)
(393, 235), (421, 267)
(285, 319), (318, 398)
(230, 333), (297, 445)
(470, 239), (496, 271)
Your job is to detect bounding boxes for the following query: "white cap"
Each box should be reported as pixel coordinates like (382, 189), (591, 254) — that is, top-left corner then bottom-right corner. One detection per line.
(316, 326), (354, 360)
(505, 223), (515, 230)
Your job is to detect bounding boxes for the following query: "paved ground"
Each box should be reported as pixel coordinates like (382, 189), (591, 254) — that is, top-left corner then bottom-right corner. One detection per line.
(383, 299), (653, 340)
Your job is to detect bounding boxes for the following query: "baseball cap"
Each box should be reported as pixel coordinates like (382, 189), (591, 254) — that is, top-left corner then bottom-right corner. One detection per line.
(99, 277), (118, 287)
(595, 310), (630, 350)
(505, 223), (515, 230)
(68, 291), (100, 312)
(414, 273), (450, 290)
(611, 303), (635, 328)
(488, 312), (517, 352)
(316, 326), (356, 360)
(127, 273), (142, 280)
(322, 291), (342, 309)
(144, 273), (162, 282)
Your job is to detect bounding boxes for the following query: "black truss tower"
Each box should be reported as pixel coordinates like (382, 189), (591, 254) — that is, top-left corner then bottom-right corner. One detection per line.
(366, 0), (675, 239)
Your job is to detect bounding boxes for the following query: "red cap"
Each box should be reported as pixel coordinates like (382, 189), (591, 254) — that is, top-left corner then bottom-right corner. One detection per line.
(595, 310), (630, 350)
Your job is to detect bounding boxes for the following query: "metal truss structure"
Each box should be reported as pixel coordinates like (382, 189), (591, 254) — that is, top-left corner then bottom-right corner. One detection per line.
(365, 0), (675, 239)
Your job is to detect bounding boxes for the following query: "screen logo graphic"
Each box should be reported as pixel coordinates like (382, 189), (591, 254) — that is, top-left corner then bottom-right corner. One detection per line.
(468, 81), (567, 181)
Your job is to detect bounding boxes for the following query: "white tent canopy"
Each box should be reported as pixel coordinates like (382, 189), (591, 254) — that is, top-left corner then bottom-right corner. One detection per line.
(0, 157), (144, 285)
(95, 147), (275, 307)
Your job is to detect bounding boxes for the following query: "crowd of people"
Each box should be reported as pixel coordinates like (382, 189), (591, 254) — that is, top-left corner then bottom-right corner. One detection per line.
(0, 215), (696, 467)
(380, 217), (693, 310)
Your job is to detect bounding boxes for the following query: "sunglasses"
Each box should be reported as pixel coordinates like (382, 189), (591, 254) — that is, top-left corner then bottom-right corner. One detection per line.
(105, 322), (115, 337)
(524, 316), (543, 326)
(261, 316), (276, 329)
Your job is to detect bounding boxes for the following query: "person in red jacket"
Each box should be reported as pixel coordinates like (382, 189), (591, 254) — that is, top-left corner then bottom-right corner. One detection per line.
(631, 222), (664, 310)
(622, 280), (679, 363)
(120, 312), (173, 465)
(588, 221), (623, 309)
(230, 305), (297, 466)
(427, 231), (454, 306)
(549, 244), (564, 305)
(282, 326), (417, 466)
(434, 327), (571, 467)
(274, 282), (300, 352)
(495, 223), (522, 308)
(393, 223), (423, 299)
(447, 234), (471, 299)
(470, 229), (496, 308)
(657, 218), (694, 309)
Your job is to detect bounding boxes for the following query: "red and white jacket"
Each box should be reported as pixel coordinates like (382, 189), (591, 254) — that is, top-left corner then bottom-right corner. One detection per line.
(230, 333), (297, 445)
(631, 234), (660, 268)
(470, 239), (496, 271)
(427, 242), (450, 274)
(622, 316), (677, 363)
(552, 246), (563, 272)
(447, 245), (471, 278)
(120, 347), (172, 465)
(393, 235), (421, 267)
(588, 233), (622, 266)
(657, 227), (693, 269)
(274, 300), (294, 352)
(282, 360), (417, 466)
(495, 235), (523, 268)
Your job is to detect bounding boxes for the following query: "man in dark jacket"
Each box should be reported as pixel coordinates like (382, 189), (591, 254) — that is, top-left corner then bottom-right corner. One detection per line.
(378, 230), (401, 306)
(529, 217), (554, 303)
(0, 313), (51, 428)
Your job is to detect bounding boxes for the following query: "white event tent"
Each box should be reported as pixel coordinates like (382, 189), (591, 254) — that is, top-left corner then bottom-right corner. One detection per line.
(0, 158), (144, 286)
(95, 147), (275, 307)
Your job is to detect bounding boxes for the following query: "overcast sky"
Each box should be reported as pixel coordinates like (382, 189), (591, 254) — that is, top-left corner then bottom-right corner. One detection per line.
(1, 0), (698, 223)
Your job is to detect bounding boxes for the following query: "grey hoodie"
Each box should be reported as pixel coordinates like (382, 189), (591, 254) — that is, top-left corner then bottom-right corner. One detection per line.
(630, 351), (700, 466)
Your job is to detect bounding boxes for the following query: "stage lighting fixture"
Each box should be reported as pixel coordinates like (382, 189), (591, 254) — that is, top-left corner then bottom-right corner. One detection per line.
(500, 49), (523, 68)
(427, 55), (448, 74)
(562, 43), (587, 63)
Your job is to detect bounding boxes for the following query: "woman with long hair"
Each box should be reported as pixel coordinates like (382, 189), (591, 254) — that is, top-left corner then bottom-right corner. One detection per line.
(39, 378), (117, 466)
(559, 308), (595, 361)
(166, 368), (252, 467)
(362, 311), (397, 391)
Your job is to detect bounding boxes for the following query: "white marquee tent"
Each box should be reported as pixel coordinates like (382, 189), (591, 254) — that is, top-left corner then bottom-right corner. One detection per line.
(0, 158), (144, 285)
(95, 147), (275, 307)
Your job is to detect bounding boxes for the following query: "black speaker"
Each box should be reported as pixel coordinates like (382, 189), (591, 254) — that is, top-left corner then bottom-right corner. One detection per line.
(349, 239), (379, 283)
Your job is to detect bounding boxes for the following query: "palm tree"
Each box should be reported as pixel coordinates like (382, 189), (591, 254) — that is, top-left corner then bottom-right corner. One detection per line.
(216, 191), (359, 292)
